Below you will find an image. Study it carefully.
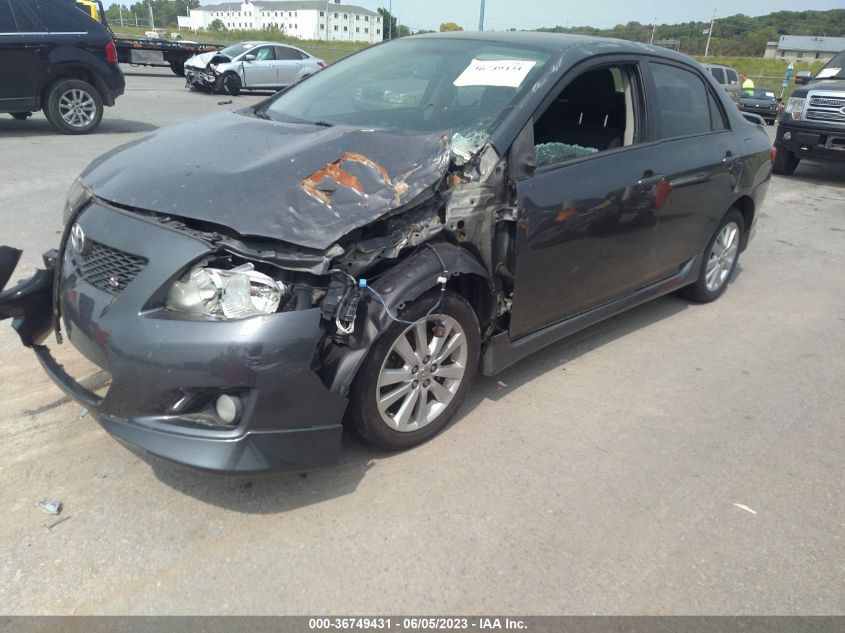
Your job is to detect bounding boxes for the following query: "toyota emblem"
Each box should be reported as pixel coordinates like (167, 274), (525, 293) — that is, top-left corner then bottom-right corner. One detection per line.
(70, 223), (89, 257)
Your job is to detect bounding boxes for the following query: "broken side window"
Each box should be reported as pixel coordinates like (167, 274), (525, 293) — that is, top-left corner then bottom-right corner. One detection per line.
(532, 64), (641, 168)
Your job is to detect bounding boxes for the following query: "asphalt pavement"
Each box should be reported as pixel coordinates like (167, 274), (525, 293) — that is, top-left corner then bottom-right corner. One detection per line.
(0, 67), (843, 615)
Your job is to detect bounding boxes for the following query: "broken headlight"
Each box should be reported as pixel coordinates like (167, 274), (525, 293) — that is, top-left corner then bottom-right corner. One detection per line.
(165, 263), (287, 320)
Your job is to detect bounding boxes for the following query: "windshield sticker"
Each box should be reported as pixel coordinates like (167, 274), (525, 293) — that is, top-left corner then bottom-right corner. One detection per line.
(816, 67), (841, 78)
(453, 59), (537, 88)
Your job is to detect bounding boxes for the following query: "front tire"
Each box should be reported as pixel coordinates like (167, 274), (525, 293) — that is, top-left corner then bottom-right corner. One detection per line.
(349, 289), (480, 451)
(681, 209), (744, 303)
(772, 146), (799, 175)
(217, 71), (241, 96)
(43, 79), (103, 134)
(170, 60), (185, 76)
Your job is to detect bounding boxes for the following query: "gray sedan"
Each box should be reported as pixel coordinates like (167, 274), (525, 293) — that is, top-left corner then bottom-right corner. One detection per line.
(184, 40), (325, 95)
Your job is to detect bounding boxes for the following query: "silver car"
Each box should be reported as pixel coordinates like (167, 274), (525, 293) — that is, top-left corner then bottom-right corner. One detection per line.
(184, 41), (325, 95)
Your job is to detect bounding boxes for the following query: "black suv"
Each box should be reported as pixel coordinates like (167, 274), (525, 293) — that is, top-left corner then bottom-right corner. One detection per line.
(0, 0), (124, 133)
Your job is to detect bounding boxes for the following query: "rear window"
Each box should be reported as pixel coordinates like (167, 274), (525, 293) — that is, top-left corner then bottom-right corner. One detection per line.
(709, 67), (725, 83)
(32, 0), (97, 32)
(276, 46), (304, 60)
(653, 62), (712, 138)
(726, 69), (738, 84)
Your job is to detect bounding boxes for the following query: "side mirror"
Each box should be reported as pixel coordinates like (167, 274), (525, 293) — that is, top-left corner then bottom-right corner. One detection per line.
(243, 54), (256, 61)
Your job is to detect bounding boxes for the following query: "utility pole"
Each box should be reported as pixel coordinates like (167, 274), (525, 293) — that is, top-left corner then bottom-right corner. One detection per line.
(650, 20), (656, 45)
(388, 0), (392, 39)
(704, 14), (715, 57)
(118, 3), (123, 27)
(148, 0), (154, 30)
(478, 0), (485, 32)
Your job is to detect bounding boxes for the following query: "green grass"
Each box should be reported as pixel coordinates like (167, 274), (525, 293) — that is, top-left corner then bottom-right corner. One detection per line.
(111, 25), (370, 63)
(692, 55), (828, 99)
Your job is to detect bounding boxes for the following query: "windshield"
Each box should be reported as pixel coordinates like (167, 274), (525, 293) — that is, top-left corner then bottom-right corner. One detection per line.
(220, 42), (256, 59)
(262, 38), (551, 156)
(816, 50), (845, 80)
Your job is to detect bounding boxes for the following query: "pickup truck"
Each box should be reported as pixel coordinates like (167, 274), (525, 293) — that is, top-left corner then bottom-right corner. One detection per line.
(774, 49), (845, 174)
(74, 0), (222, 75)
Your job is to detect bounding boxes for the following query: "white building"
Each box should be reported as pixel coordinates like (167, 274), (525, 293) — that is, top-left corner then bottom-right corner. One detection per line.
(178, 0), (382, 44)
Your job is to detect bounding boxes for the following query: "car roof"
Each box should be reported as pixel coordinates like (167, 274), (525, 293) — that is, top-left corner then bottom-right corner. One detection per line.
(409, 31), (692, 63)
(702, 63), (736, 69)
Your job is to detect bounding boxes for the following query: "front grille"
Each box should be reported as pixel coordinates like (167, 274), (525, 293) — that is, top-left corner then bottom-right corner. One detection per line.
(807, 110), (845, 122)
(75, 241), (147, 295)
(809, 96), (845, 108)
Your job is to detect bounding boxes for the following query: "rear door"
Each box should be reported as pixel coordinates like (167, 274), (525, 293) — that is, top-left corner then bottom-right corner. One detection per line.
(641, 60), (740, 280)
(274, 45), (303, 87)
(0, 0), (47, 110)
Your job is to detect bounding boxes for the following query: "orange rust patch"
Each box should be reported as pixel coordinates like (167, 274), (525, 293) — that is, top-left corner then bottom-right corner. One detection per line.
(301, 152), (394, 207)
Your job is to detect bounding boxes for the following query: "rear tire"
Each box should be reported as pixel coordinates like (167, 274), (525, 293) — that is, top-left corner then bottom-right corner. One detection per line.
(43, 79), (103, 134)
(217, 71), (241, 96)
(349, 289), (480, 451)
(772, 146), (799, 175)
(10, 112), (31, 120)
(681, 209), (744, 304)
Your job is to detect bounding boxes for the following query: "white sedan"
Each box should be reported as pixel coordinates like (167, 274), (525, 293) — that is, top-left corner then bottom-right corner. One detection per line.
(184, 41), (326, 95)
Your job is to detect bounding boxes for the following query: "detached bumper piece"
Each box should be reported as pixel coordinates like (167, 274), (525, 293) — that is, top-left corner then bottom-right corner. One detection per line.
(0, 246), (56, 347)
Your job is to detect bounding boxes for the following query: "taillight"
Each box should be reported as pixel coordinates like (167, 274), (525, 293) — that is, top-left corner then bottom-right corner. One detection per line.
(317, 60), (326, 69)
(770, 147), (777, 164)
(105, 39), (118, 64)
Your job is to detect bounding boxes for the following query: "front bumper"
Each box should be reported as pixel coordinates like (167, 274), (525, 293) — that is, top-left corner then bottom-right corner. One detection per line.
(184, 66), (217, 90)
(776, 120), (845, 163)
(0, 202), (348, 474)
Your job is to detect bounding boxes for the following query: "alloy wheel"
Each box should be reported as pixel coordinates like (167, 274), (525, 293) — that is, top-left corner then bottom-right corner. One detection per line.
(376, 313), (468, 433)
(705, 221), (740, 292)
(58, 88), (96, 128)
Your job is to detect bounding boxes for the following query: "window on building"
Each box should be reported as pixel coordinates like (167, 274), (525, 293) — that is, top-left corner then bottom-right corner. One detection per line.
(320, 23), (324, 29)
(365, 16), (369, 21)
(333, 12), (337, 18)
(356, 26), (360, 32)
(376, 28), (381, 34)
(320, 10), (324, 16)
(343, 13), (347, 18)
(364, 28), (368, 33)
(333, 24), (338, 30)
(356, 14), (360, 20)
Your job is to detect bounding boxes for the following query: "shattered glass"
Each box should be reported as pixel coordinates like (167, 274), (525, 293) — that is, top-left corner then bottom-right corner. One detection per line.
(534, 142), (598, 167)
(451, 128), (491, 165)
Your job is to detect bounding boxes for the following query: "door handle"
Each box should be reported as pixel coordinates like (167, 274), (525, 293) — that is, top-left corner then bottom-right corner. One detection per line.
(637, 171), (664, 186)
(722, 150), (738, 163)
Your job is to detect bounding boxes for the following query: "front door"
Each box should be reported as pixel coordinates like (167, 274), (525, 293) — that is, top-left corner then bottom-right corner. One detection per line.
(241, 45), (277, 87)
(509, 61), (667, 338)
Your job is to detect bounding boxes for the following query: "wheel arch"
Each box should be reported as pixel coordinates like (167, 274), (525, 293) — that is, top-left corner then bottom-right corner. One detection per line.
(41, 65), (111, 108)
(731, 195), (755, 251)
(319, 241), (496, 397)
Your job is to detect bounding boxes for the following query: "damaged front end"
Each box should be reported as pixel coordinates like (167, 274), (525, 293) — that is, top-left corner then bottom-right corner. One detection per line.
(0, 111), (516, 474)
(184, 52), (230, 92)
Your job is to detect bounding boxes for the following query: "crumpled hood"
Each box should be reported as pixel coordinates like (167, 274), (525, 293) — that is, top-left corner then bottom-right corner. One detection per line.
(185, 51), (225, 68)
(80, 112), (452, 251)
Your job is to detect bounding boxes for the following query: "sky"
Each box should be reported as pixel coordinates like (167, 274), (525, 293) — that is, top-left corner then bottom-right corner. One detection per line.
(249, 0), (843, 33)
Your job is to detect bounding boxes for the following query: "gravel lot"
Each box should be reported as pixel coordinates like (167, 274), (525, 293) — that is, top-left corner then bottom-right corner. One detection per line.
(1, 67), (844, 615)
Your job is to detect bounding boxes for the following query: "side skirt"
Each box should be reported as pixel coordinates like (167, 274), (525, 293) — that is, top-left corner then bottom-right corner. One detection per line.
(482, 256), (700, 376)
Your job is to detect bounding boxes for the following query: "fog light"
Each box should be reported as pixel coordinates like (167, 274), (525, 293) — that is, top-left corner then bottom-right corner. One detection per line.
(783, 131), (792, 140)
(215, 394), (242, 424)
